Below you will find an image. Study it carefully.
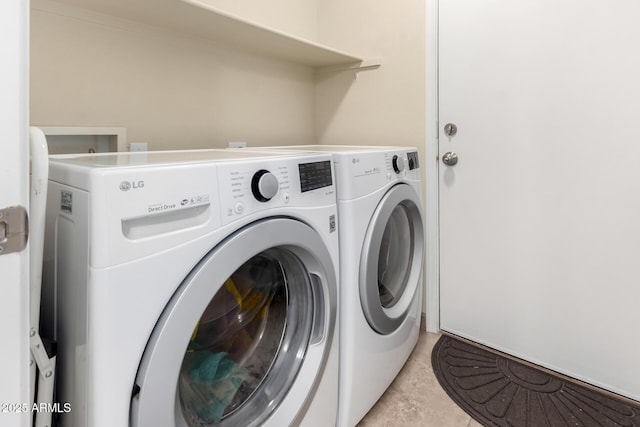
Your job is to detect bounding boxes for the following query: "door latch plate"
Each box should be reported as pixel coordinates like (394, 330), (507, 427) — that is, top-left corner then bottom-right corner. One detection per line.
(0, 206), (29, 255)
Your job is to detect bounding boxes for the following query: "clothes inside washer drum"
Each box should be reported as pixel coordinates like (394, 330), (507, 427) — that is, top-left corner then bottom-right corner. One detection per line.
(180, 351), (248, 424)
(431, 335), (640, 427)
(180, 256), (286, 425)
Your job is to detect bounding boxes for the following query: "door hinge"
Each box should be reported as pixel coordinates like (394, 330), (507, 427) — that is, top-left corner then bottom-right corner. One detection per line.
(0, 206), (29, 255)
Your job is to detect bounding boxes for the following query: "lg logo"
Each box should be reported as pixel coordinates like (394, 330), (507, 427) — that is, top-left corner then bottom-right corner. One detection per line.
(119, 181), (145, 191)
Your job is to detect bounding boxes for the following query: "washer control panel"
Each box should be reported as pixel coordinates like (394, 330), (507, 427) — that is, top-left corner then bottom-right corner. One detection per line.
(218, 156), (335, 224)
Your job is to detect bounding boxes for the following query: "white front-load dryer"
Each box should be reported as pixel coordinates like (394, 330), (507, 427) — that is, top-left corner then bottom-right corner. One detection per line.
(331, 146), (423, 427)
(41, 149), (340, 427)
(237, 145), (424, 427)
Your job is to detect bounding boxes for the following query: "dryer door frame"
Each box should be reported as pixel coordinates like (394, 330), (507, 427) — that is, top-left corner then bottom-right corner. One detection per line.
(359, 183), (424, 335)
(130, 218), (337, 427)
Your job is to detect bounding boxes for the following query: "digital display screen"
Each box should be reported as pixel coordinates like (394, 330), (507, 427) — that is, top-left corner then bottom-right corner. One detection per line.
(407, 151), (420, 170)
(299, 161), (333, 193)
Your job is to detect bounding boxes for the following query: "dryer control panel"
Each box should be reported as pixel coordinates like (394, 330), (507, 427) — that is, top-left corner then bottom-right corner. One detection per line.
(334, 149), (421, 201)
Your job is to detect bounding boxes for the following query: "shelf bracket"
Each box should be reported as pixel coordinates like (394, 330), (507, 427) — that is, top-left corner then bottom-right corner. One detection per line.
(316, 58), (382, 74)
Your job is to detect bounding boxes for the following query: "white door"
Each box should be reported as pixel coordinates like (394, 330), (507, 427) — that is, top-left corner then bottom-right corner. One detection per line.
(438, 0), (640, 401)
(0, 0), (31, 424)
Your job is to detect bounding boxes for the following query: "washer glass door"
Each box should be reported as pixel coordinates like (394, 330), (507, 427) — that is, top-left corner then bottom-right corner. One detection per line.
(180, 248), (310, 425)
(360, 184), (424, 335)
(131, 219), (336, 427)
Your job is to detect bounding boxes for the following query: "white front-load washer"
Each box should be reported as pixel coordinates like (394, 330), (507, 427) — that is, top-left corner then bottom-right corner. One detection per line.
(238, 145), (424, 427)
(41, 149), (340, 427)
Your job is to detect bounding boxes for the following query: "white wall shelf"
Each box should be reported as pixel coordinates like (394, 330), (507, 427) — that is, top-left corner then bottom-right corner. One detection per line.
(39, 0), (375, 69)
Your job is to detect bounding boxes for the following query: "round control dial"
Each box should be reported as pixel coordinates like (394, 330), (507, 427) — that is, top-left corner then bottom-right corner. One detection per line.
(251, 169), (279, 202)
(392, 155), (405, 173)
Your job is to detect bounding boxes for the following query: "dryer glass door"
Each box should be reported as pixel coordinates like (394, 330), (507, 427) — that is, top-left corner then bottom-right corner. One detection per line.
(131, 219), (337, 427)
(378, 205), (414, 308)
(360, 184), (424, 335)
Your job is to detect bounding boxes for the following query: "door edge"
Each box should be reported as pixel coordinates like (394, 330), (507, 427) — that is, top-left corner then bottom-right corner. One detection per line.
(425, 0), (440, 333)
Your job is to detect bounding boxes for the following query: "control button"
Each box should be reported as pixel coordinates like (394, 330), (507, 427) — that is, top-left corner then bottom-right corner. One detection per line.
(234, 202), (244, 214)
(387, 172), (392, 180)
(251, 169), (279, 202)
(283, 193), (290, 203)
(392, 155), (405, 173)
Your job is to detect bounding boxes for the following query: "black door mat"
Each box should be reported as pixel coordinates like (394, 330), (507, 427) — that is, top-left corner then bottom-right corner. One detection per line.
(432, 335), (640, 426)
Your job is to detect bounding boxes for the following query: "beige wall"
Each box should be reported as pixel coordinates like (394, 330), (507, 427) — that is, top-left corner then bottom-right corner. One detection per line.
(31, 1), (425, 154)
(316, 0), (426, 155)
(30, 3), (316, 150)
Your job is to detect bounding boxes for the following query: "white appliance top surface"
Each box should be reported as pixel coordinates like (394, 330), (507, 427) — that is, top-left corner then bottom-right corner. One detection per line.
(48, 149), (306, 168)
(255, 145), (417, 153)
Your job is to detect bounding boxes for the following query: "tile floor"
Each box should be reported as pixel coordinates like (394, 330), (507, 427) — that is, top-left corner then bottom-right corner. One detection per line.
(357, 331), (481, 427)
